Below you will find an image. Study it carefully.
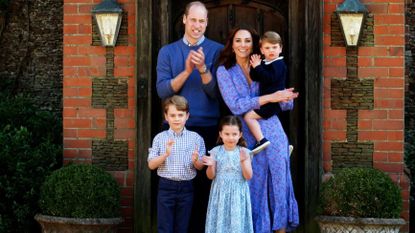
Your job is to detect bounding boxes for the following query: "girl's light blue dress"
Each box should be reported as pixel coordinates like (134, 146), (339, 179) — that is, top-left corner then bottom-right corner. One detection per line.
(205, 145), (253, 233)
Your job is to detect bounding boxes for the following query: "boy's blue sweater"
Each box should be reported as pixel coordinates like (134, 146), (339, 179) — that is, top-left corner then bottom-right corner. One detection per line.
(156, 38), (223, 126)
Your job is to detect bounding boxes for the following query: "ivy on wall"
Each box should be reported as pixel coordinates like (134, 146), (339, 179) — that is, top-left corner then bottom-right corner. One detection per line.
(0, 0), (63, 114)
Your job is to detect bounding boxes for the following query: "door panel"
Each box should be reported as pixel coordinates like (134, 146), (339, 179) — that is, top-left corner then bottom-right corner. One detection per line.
(204, 7), (228, 43)
(172, 2), (287, 45)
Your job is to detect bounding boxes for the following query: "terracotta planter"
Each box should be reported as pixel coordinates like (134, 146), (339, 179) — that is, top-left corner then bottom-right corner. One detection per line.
(35, 214), (123, 233)
(315, 215), (405, 233)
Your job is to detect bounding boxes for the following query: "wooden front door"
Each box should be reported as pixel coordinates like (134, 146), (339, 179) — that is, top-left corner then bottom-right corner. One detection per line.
(136, 0), (322, 232)
(171, 1), (287, 46)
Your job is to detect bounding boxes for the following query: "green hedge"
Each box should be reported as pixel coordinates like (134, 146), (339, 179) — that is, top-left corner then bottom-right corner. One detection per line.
(319, 167), (402, 218)
(39, 164), (121, 218)
(405, 129), (415, 177)
(0, 93), (61, 146)
(405, 129), (415, 230)
(0, 93), (61, 232)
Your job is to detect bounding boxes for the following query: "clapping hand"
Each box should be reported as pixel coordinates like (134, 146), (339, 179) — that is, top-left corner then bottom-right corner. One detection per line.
(240, 148), (250, 162)
(185, 53), (196, 74)
(192, 144), (199, 162)
(165, 138), (174, 157)
(202, 154), (216, 166)
(190, 47), (206, 70)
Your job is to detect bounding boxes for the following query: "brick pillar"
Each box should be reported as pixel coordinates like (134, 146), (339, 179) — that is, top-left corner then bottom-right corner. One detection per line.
(63, 1), (136, 232)
(323, 0), (409, 231)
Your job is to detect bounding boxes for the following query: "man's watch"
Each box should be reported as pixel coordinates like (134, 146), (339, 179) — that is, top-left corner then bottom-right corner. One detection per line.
(198, 64), (208, 74)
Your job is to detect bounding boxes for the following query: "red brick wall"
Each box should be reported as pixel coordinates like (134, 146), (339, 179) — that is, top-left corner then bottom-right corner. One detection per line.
(323, 0), (409, 231)
(63, 0), (410, 232)
(63, 0), (136, 232)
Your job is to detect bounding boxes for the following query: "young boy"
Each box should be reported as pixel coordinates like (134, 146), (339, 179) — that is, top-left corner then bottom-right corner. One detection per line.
(147, 95), (205, 233)
(246, 31), (287, 154)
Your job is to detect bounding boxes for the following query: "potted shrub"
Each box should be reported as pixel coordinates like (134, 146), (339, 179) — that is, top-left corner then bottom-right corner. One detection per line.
(315, 167), (405, 233)
(35, 164), (123, 233)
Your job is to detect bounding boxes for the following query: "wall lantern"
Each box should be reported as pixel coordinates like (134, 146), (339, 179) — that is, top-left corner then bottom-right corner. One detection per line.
(336, 0), (368, 47)
(92, 0), (123, 47)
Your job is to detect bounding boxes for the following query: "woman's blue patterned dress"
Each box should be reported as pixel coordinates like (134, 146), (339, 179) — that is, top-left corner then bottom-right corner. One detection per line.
(217, 65), (299, 232)
(205, 145), (254, 233)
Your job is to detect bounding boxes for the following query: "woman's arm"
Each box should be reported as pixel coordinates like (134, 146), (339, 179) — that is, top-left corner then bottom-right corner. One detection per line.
(217, 66), (260, 115)
(217, 66), (298, 115)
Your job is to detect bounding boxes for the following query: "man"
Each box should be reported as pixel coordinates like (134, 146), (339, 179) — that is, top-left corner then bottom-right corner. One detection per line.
(156, 1), (223, 232)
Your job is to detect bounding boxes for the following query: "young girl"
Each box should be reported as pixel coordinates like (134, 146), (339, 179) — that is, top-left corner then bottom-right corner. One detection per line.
(202, 115), (254, 233)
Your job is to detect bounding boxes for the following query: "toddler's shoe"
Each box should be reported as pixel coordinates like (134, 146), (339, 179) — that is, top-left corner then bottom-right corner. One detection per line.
(289, 145), (294, 156)
(251, 138), (271, 155)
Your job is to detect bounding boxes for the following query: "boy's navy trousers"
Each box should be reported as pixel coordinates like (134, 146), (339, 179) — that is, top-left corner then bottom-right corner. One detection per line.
(157, 177), (194, 233)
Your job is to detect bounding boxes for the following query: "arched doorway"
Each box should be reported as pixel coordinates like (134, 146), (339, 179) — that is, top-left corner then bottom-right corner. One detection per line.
(136, 1), (322, 232)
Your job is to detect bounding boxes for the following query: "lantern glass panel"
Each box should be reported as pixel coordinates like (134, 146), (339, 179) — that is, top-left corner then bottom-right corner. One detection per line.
(338, 13), (364, 46)
(95, 13), (121, 46)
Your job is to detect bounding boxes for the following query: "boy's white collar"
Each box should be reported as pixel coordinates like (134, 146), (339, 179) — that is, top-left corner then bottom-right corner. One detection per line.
(264, 56), (283, 65)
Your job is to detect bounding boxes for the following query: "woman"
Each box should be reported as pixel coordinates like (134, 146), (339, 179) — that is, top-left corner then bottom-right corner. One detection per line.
(216, 26), (299, 233)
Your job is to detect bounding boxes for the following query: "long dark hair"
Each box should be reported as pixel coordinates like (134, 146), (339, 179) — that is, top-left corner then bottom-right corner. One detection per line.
(216, 25), (260, 69)
(216, 115), (247, 147)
